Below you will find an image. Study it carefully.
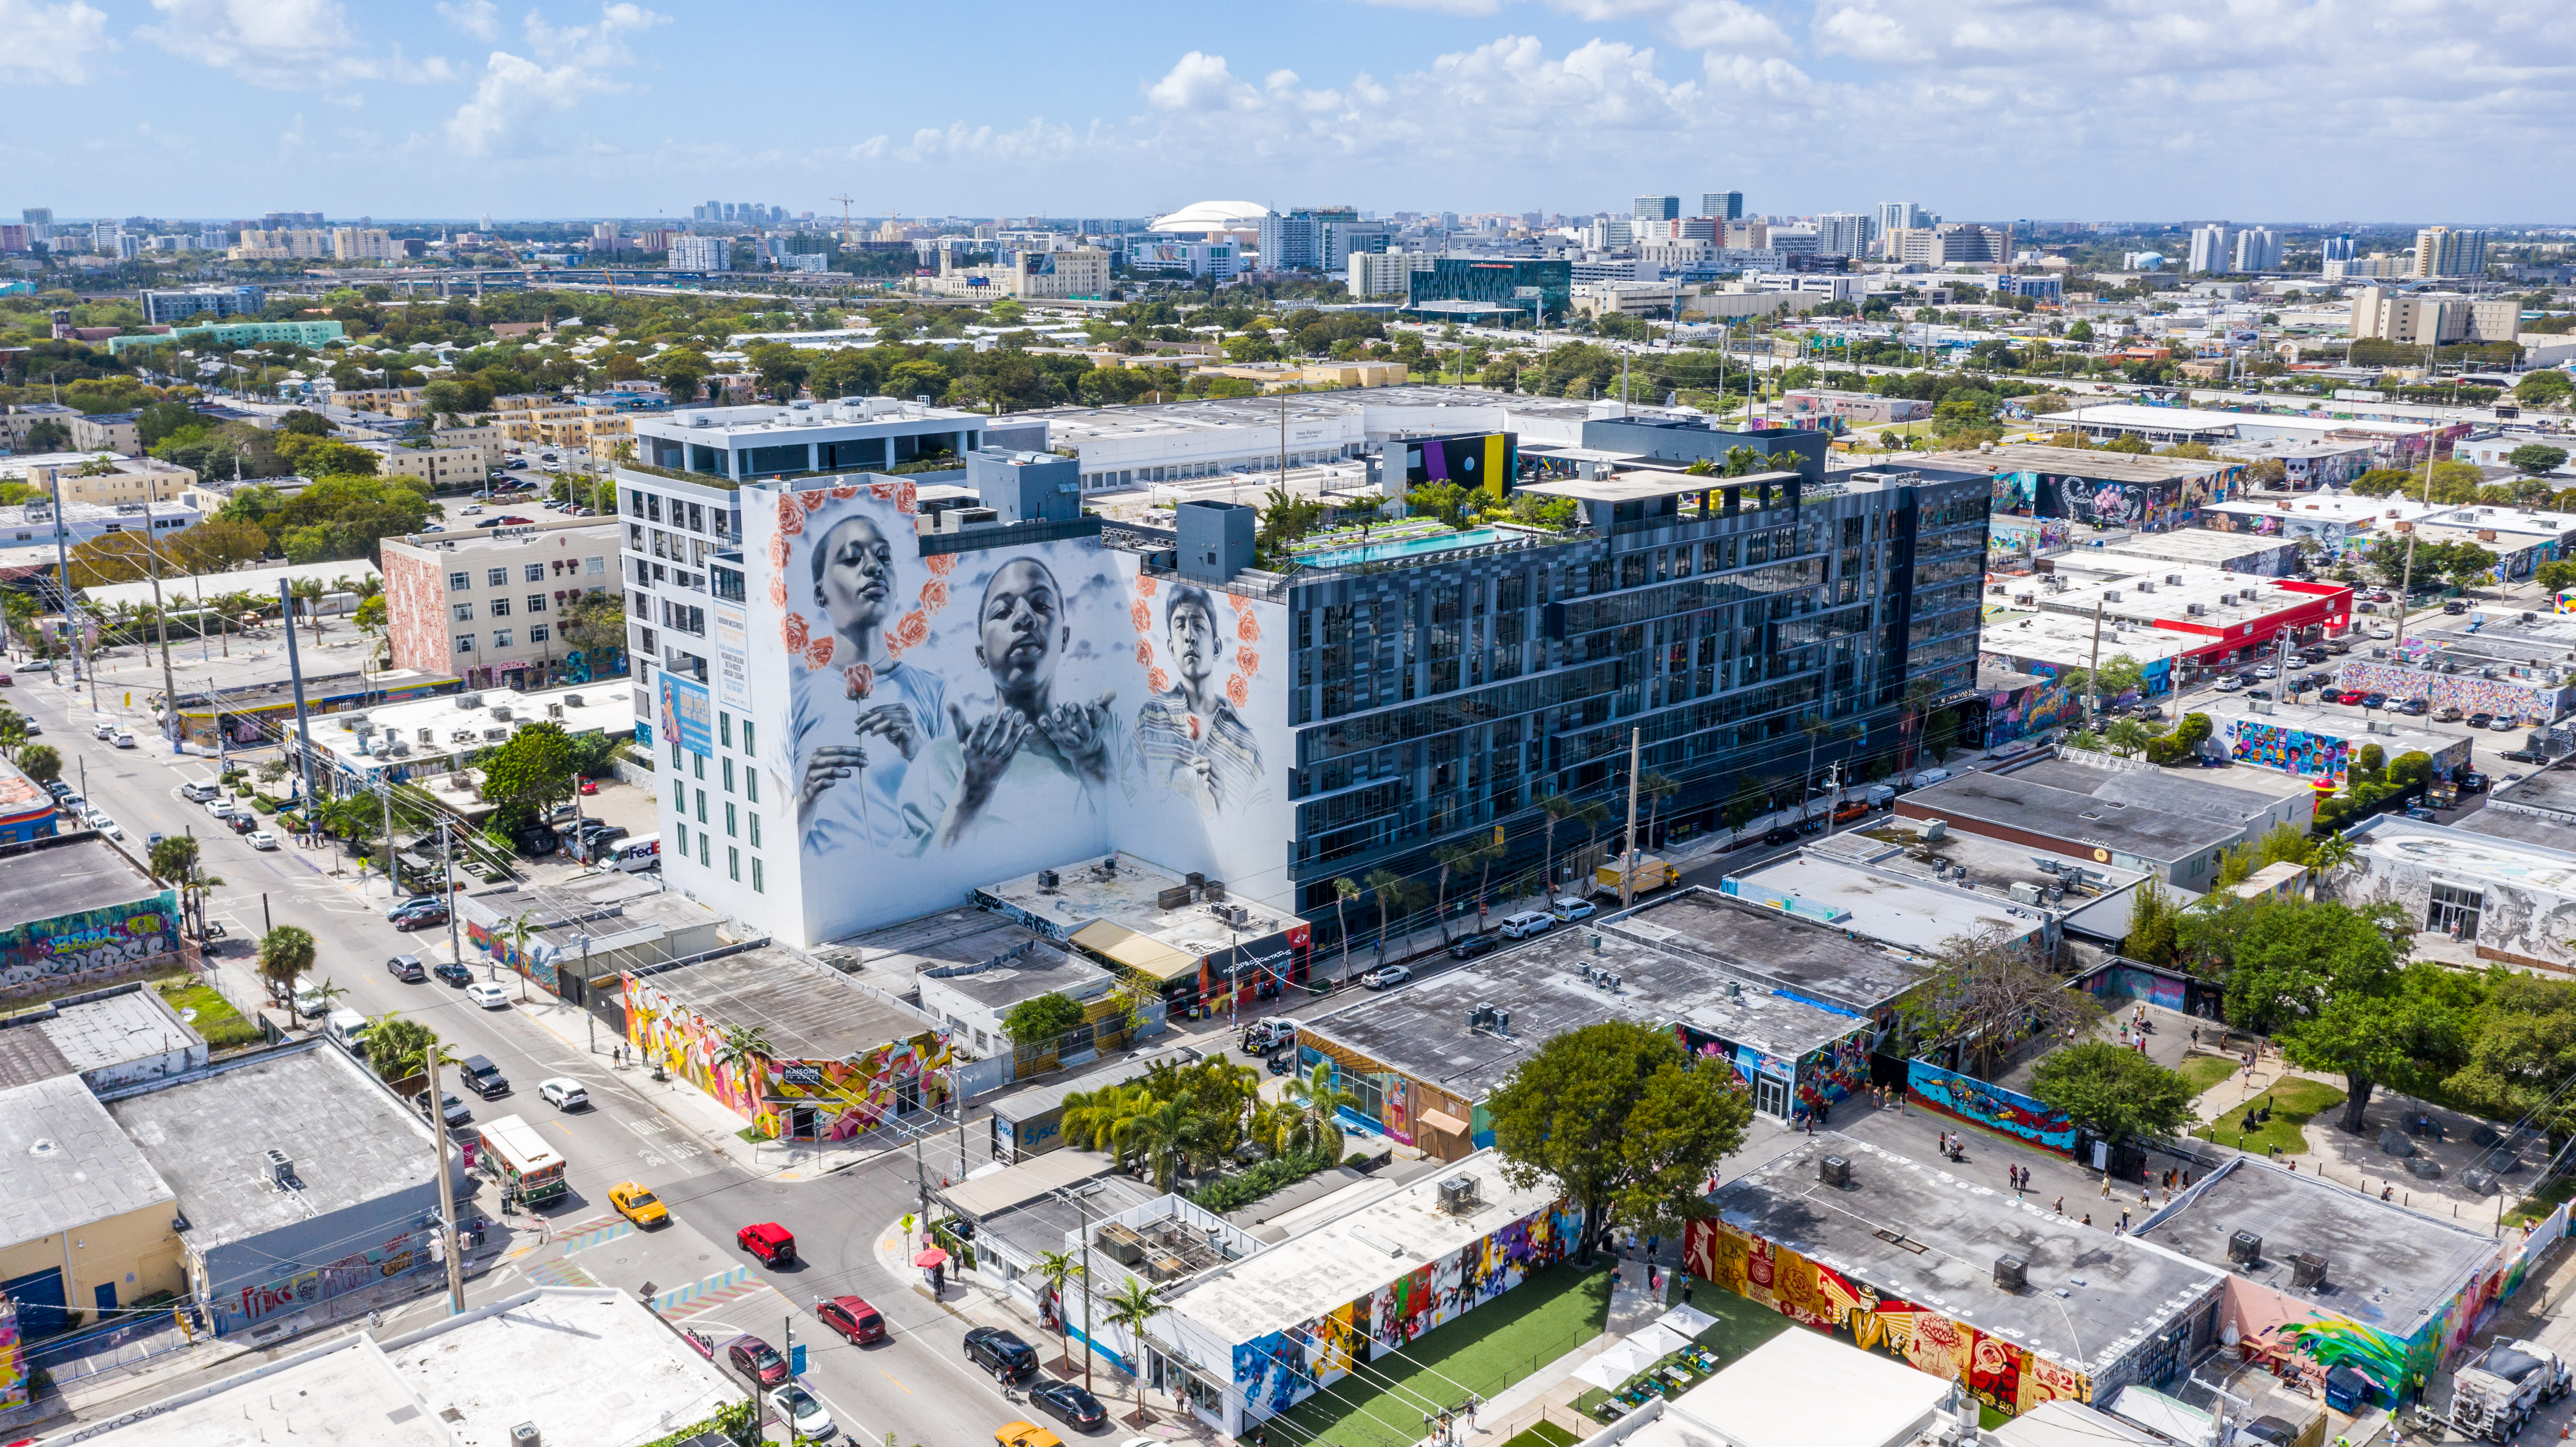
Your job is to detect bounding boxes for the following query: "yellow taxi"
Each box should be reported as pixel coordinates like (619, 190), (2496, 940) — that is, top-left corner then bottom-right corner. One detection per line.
(996, 1422), (1063, 1447)
(609, 1180), (669, 1228)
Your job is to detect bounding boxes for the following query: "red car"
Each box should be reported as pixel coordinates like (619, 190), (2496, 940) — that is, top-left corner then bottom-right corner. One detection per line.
(578, 778), (599, 795)
(726, 1334), (790, 1387)
(737, 1221), (795, 1267)
(816, 1294), (885, 1344)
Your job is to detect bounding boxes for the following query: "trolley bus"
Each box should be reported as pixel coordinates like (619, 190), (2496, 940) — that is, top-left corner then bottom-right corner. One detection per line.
(478, 1113), (567, 1208)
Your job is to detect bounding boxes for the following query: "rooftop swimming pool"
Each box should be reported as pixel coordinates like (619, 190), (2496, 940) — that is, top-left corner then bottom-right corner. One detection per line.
(1296, 527), (1502, 568)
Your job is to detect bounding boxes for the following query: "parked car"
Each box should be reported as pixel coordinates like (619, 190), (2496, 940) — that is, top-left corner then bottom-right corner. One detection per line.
(538, 1077), (587, 1110)
(767, 1384), (836, 1441)
(2436, 705), (2466, 722)
(2470, 712), (2494, 729)
(2212, 677), (2244, 692)
(2399, 699), (2430, 716)
(464, 982), (510, 1009)
(418, 1091), (471, 1128)
(204, 797), (238, 819)
(180, 781), (222, 803)
(458, 1054), (511, 1098)
(386, 954), (427, 982)
(110, 731), (135, 749)
(816, 1295), (886, 1345)
(395, 904), (450, 932)
(1360, 964), (1411, 990)
(1238, 1019), (1296, 1055)
(2405, 807), (2441, 822)
(387, 894), (442, 920)
(225, 812), (258, 834)
(2246, 689), (2273, 701)
(998, 1425), (1064, 1447)
(2252, 664), (2278, 679)
(1761, 826), (1800, 844)
(2494, 716), (2521, 732)
(611, 1181), (669, 1227)
(1447, 931), (1500, 960)
(1030, 1380), (1108, 1433)
(726, 1335), (791, 1388)
(83, 810), (122, 839)
(964, 1326), (1039, 1382)
(1497, 910), (1553, 940)
(2361, 692), (2387, 708)
(737, 1221), (796, 1267)
(246, 830), (278, 850)
(2443, 599), (2469, 615)
(1549, 896), (1596, 923)
(432, 960), (473, 987)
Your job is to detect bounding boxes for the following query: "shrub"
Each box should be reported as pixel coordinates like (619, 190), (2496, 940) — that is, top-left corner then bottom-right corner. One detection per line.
(1190, 1143), (1340, 1214)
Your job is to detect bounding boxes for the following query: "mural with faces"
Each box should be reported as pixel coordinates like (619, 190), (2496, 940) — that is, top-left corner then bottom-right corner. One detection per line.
(750, 481), (1293, 940)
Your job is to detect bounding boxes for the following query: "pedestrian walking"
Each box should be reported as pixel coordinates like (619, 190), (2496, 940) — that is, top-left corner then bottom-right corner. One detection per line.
(2054, 1196), (2064, 1216)
(1681, 1274), (1693, 1305)
(2081, 1214), (2092, 1228)
(1647, 1233), (1660, 1261)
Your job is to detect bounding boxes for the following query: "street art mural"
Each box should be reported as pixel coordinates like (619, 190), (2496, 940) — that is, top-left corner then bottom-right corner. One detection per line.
(1299, 1035), (1412, 1146)
(214, 1231), (429, 1334)
(0, 892), (182, 1000)
(1684, 1218), (2091, 1416)
(1907, 1059), (2080, 1155)
(1232, 1199), (1581, 1424)
(2035, 468), (2234, 535)
(2228, 720), (2353, 784)
(1979, 674), (2084, 747)
(2333, 660), (2566, 724)
(0, 1297), (21, 1413)
(2084, 962), (2190, 1013)
(623, 973), (953, 1140)
(1798, 1030), (1875, 1121)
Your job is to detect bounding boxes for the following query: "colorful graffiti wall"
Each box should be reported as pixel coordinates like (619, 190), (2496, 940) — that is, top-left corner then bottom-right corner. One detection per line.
(213, 1230), (430, 1335)
(0, 891), (182, 1000)
(1232, 1200), (1581, 1424)
(2228, 720), (2353, 784)
(1980, 674), (2085, 747)
(0, 1296), (21, 1413)
(1907, 1059), (2080, 1155)
(623, 973), (951, 1140)
(2334, 660), (2567, 725)
(1799, 1029), (1875, 1122)
(2082, 962), (2193, 1014)
(1684, 1218), (2092, 1415)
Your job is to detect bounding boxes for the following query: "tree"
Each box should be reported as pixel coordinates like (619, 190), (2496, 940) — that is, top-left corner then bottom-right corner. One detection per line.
(2515, 370), (2573, 408)
(1113, 1097), (1206, 1192)
(1284, 1061), (1356, 1153)
(2030, 1041), (2194, 1146)
(2214, 822), (2314, 889)
(1897, 923), (2101, 1076)
(1363, 867), (1414, 965)
(2123, 877), (2182, 966)
(1001, 992), (1090, 1053)
(1486, 1019), (1750, 1261)
(2282, 964), (2478, 1134)
(2064, 321), (2095, 342)
(2105, 718), (2151, 757)
(746, 342), (812, 403)
(258, 923), (316, 1002)
(1032, 1250), (1085, 1367)
(558, 590), (626, 659)
(365, 1015), (443, 1085)
(479, 720), (577, 832)
(2508, 444), (2568, 477)
(1101, 1277), (1168, 1424)
(17, 742), (60, 785)
(2445, 974), (2576, 1150)
(1331, 876), (1362, 982)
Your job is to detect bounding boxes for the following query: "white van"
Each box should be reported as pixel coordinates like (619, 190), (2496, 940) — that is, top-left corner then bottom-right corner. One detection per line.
(323, 1008), (371, 1054)
(609, 833), (661, 872)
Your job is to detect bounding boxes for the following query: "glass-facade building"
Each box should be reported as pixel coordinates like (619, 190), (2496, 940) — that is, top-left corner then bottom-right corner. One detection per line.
(1403, 258), (1572, 322)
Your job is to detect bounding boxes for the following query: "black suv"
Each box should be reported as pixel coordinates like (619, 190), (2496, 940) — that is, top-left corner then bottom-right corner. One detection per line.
(1448, 932), (1500, 961)
(964, 1327), (1039, 1382)
(459, 1054), (512, 1099)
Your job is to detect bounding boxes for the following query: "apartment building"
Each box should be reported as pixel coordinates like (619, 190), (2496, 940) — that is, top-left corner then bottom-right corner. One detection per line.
(9, 453), (195, 505)
(227, 229), (330, 260)
(1347, 249), (1427, 297)
(379, 520), (620, 689)
(671, 235), (730, 271)
(2187, 224), (2233, 273)
(66, 413), (142, 455)
(1890, 224), (2006, 266)
(2413, 226), (2488, 278)
(373, 441), (491, 489)
(2349, 287), (2517, 345)
(488, 398), (634, 452)
(330, 227), (400, 262)
(139, 287), (265, 326)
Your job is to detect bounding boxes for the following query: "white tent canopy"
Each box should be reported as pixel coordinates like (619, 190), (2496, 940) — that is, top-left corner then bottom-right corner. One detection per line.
(1572, 1338), (1664, 1390)
(1656, 1303), (1718, 1338)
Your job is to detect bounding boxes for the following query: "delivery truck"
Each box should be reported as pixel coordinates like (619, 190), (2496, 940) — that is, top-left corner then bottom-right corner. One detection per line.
(1594, 854), (1680, 898)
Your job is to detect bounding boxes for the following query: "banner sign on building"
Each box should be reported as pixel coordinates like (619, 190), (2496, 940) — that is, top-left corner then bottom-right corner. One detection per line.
(659, 673), (715, 757)
(714, 606), (751, 712)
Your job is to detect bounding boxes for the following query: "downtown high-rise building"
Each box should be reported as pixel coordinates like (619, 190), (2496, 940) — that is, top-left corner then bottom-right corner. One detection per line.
(2413, 226), (2488, 278)
(2186, 224), (2234, 273)
(1700, 191), (1744, 221)
(1815, 213), (1874, 259)
(1875, 202), (1932, 238)
(1633, 196), (1680, 223)
(2230, 227), (2281, 273)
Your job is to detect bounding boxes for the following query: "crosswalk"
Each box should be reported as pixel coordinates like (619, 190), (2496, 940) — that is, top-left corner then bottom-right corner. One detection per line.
(655, 1265), (765, 1317)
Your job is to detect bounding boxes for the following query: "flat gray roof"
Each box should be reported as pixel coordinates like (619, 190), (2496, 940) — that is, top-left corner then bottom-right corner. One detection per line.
(2485, 759), (2576, 823)
(1900, 773), (2238, 863)
(2135, 1159), (2498, 1338)
(1959, 444), (2233, 483)
(0, 1074), (175, 1246)
(2006, 756), (2293, 827)
(1714, 1134), (2223, 1375)
(633, 944), (939, 1062)
(0, 836), (162, 928)
(846, 912), (1111, 1011)
(1302, 888), (1910, 1102)
(107, 1044), (438, 1250)
(1516, 469), (1800, 503)
(0, 985), (202, 1087)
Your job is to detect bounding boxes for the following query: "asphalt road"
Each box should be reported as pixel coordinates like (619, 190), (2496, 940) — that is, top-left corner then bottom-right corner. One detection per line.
(10, 656), (1080, 1447)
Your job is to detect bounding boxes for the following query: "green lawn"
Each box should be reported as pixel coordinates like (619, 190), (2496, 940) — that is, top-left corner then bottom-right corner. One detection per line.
(1566, 1290), (1792, 1421)
(1268, 1262), (1612, 1447)
(153, 975), (263, 1049)
(2193, 1077), (2346, 1157)
(2176, 1052), (2240, 1097)
(1497, 1421), (1578, 1447)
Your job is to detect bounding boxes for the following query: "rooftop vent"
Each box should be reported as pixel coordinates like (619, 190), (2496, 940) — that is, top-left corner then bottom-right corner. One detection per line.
(2290, 1251), (2328, 1291)
(264, 1148), (294, 1187)
(2228, 1229), (2263, 1266)
(1993, 1254), (2027, 1292)
(1437, 1175), (1482, 1215)
(1819, 1154), (1852, 1188)
(455, 692), (485, 710)
(511, 1423), (542, 1447)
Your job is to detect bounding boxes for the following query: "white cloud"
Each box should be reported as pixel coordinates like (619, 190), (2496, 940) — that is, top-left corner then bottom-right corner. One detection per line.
(435, 0), (497, 40)
(440, 5), (666, 158)
(1145, 52), (1260, 111)
(1348, 0), (1505, 14)
(1667, 0), (1790, 52)
(0, 0), (112, 82)
(141, 0), (453, 86)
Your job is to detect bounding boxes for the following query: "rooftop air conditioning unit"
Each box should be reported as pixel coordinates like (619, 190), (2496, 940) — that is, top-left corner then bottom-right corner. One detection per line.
(1437, 1176), (1482, 1215)
(384, 739), (411, 756)
(2166, 574), (2185, 586)
(2137, 581), (2155, 594)
(564, 692), (584, 707)
(2010, 881), (2042, 905)
(456, 692), (485, 709)
(483, 726), (510, 741)
(545, 703), (564, 719)
(2228, 1229), (2262, 1266)
(1993, 1255), (2027, 1292)
(264, 1148), (293, 1187)
(490, 705), (513, 722)
(2290, 1251), (2329, 1291)
(345, 712), (371, 729)
(2104, 590), (2123, 602)
(2187, 602), (2208, 616)
(1819, 1154), (1852, 1188)
(511, 1423), (542, 1447)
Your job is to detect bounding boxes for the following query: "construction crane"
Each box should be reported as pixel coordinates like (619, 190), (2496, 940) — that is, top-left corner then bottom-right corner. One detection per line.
(828, 194), (857, 247)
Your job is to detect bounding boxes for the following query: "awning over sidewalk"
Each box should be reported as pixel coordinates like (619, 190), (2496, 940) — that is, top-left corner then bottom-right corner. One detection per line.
(938, 1147), (1118, 1220)
(1070, 920), (1202, 982)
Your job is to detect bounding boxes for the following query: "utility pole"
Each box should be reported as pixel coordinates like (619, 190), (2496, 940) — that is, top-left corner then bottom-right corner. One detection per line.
(276, 579), (319, 836)
(429, 1042), (466, 1315)
(42, 465), (97, 713)
(2391, 428), (2441, 656)
(2084, 596), (2107, 731)
(441, 815), (471, 977)
(143, 493), (182, 754)
(1618, 728), (1643, 910)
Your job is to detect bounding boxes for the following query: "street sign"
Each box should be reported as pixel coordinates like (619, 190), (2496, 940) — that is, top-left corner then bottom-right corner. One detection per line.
(790, 1343), (808, 1374)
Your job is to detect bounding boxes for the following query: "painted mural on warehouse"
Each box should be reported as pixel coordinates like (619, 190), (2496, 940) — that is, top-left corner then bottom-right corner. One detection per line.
(2335, 660), (2565, 724)
(623, 973), (953, 1140)
(1908, 1059), (2079, 1154)
(2229, 720), (2351, 783)
(0, 893), (182, 999)
(0, 1298), (21, 1413)
(218, 1230), (429, 1333)
(2035, 470), (2229, 533)
(1684, 1218), (2089, 1416)
(741, 478), (1295, 941)
(1233, 1199), (1582, 1421)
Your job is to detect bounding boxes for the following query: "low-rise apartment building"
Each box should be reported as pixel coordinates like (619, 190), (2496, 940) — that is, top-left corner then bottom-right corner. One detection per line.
(4, 452), (196, 505)
(380, 520), (620, 689)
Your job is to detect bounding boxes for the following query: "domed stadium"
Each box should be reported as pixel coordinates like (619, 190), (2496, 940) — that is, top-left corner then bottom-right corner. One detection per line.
(1150, 200), (1272, 233)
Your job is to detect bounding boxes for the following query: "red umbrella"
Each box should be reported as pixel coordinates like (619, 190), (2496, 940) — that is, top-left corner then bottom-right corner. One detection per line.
(914, 1247), (949, 1268)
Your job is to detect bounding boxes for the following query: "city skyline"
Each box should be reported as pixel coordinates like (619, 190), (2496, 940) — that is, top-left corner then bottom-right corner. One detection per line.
(2, 0), (2565, 220)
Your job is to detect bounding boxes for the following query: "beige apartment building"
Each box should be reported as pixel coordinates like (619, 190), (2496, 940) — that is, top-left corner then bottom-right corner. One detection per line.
(380, 518), (620, 687)
(332, 228), (400, 262)
(2349, 287), (2517, 345)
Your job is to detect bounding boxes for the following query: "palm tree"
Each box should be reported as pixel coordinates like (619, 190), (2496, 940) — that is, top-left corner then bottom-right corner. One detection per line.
(2105, 718), (2151, 757)
(1101, 1278), (1169, 1425)
(1285, 1062), (1357, 1159)
(289, 578), (326, 641)
(2308, 831), (2356, 900)
(1799, 717), (1833, 821)
(1637, 769), (1681, 853)
(1330, 876), (1361, 984)
(1061, 1082), (1151, 1171)
(366, 1014), (444, 1085)
(309, 976), (348, 1012)
(1362, 868), (1411, 966)
(708, 1023), (772, 1100)
(502, 911), (539, 999)
(1032, 1250), (1085, 1371)
(258, 924), (316, 1002)
(1470, 836), (1505, 927)
(211, 591), (260, 657)
(1111, 1098), (1202, 1192)
(1899, 677), (1940, 771)
(1573, 798), (1614, 882)
(1429, 841), (1480, 944)
(1537, 791), (1583, 896)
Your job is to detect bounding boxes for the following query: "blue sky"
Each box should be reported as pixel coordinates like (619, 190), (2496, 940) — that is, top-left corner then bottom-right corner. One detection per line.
(3, 0), (2568, 223)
